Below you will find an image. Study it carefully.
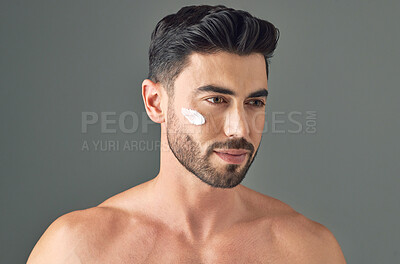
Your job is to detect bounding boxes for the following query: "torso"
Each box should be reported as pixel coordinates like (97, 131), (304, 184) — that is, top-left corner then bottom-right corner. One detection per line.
(65, 184), (325, 264)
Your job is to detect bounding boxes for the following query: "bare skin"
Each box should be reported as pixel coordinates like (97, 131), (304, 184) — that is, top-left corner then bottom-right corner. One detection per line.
(27, 52), (346, 264)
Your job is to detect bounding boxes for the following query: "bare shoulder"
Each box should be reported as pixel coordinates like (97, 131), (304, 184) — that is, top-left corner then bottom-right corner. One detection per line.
(27, 183), (156, 264)
(272, 209), (346, 263)
(27, 201), (155, 264)
(27, 206), (124, 264)
(239, 186), (347, 263)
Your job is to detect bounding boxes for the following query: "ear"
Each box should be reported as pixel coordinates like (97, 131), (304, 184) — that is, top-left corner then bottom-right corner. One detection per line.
(142, 79), (165, 123)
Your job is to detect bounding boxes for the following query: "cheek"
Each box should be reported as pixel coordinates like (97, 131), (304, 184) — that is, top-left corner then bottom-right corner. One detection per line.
(181, 108), (205, 125)
(248, 110), (266, 135)
(178, 106), (222, 143)
(191, 102), (226, 135)
(202, 110), (226, 137)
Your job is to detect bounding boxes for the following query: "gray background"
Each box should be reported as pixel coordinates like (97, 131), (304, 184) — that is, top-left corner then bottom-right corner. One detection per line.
(1, 0), (399, 263)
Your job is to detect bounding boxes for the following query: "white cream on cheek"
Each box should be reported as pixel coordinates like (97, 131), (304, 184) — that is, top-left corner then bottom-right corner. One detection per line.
(181, 107), (206, 125)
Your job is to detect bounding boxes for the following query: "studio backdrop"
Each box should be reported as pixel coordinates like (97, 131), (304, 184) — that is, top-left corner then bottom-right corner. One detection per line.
(1, 0), (399, 263)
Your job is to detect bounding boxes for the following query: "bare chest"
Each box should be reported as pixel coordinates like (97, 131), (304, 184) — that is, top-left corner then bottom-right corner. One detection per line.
(75, 226), (298, 264)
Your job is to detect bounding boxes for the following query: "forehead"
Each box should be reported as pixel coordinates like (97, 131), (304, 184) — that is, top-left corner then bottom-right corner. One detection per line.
(174, 51), (268, 94)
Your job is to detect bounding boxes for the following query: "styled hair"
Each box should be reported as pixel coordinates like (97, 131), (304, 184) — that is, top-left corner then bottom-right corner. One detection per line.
(147, 5), (280, 95)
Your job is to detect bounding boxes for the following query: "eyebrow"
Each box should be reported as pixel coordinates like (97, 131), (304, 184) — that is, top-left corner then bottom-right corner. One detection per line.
(248, 89), (269, 98)
(195, 85), (268, 98)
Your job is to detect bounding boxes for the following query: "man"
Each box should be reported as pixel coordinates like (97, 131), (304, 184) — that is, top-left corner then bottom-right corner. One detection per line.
(27, 5), (346, 263)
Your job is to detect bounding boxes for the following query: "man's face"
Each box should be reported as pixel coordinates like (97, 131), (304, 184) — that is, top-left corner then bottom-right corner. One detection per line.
(166, 51), (268, 188)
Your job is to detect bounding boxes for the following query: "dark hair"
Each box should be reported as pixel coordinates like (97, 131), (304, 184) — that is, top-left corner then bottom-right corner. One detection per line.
(147, 5), (279, 95)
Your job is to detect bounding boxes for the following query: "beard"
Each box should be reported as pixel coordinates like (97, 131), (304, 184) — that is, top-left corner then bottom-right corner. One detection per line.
(166, 104), (259, 188)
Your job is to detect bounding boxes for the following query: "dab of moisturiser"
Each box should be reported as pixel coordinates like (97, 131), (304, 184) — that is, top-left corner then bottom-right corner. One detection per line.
(181, 108), (205, 125)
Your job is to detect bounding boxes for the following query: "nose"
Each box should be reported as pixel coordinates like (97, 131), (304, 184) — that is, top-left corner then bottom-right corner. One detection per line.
(223, 105), (250, 138)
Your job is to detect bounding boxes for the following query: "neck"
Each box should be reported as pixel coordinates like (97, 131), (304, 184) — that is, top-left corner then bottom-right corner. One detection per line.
(147, 130), (246, 242)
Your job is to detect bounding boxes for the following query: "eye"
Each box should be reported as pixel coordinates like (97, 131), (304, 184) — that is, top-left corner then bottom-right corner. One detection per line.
(206, 96), (227, 104)
(247, 99), (265, 107)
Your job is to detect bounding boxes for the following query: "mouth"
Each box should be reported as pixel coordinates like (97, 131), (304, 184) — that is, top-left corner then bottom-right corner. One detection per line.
(213, 149), (249, 164)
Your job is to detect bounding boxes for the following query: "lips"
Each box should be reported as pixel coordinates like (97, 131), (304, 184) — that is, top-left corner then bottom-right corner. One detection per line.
(213, 149), (249, 164)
